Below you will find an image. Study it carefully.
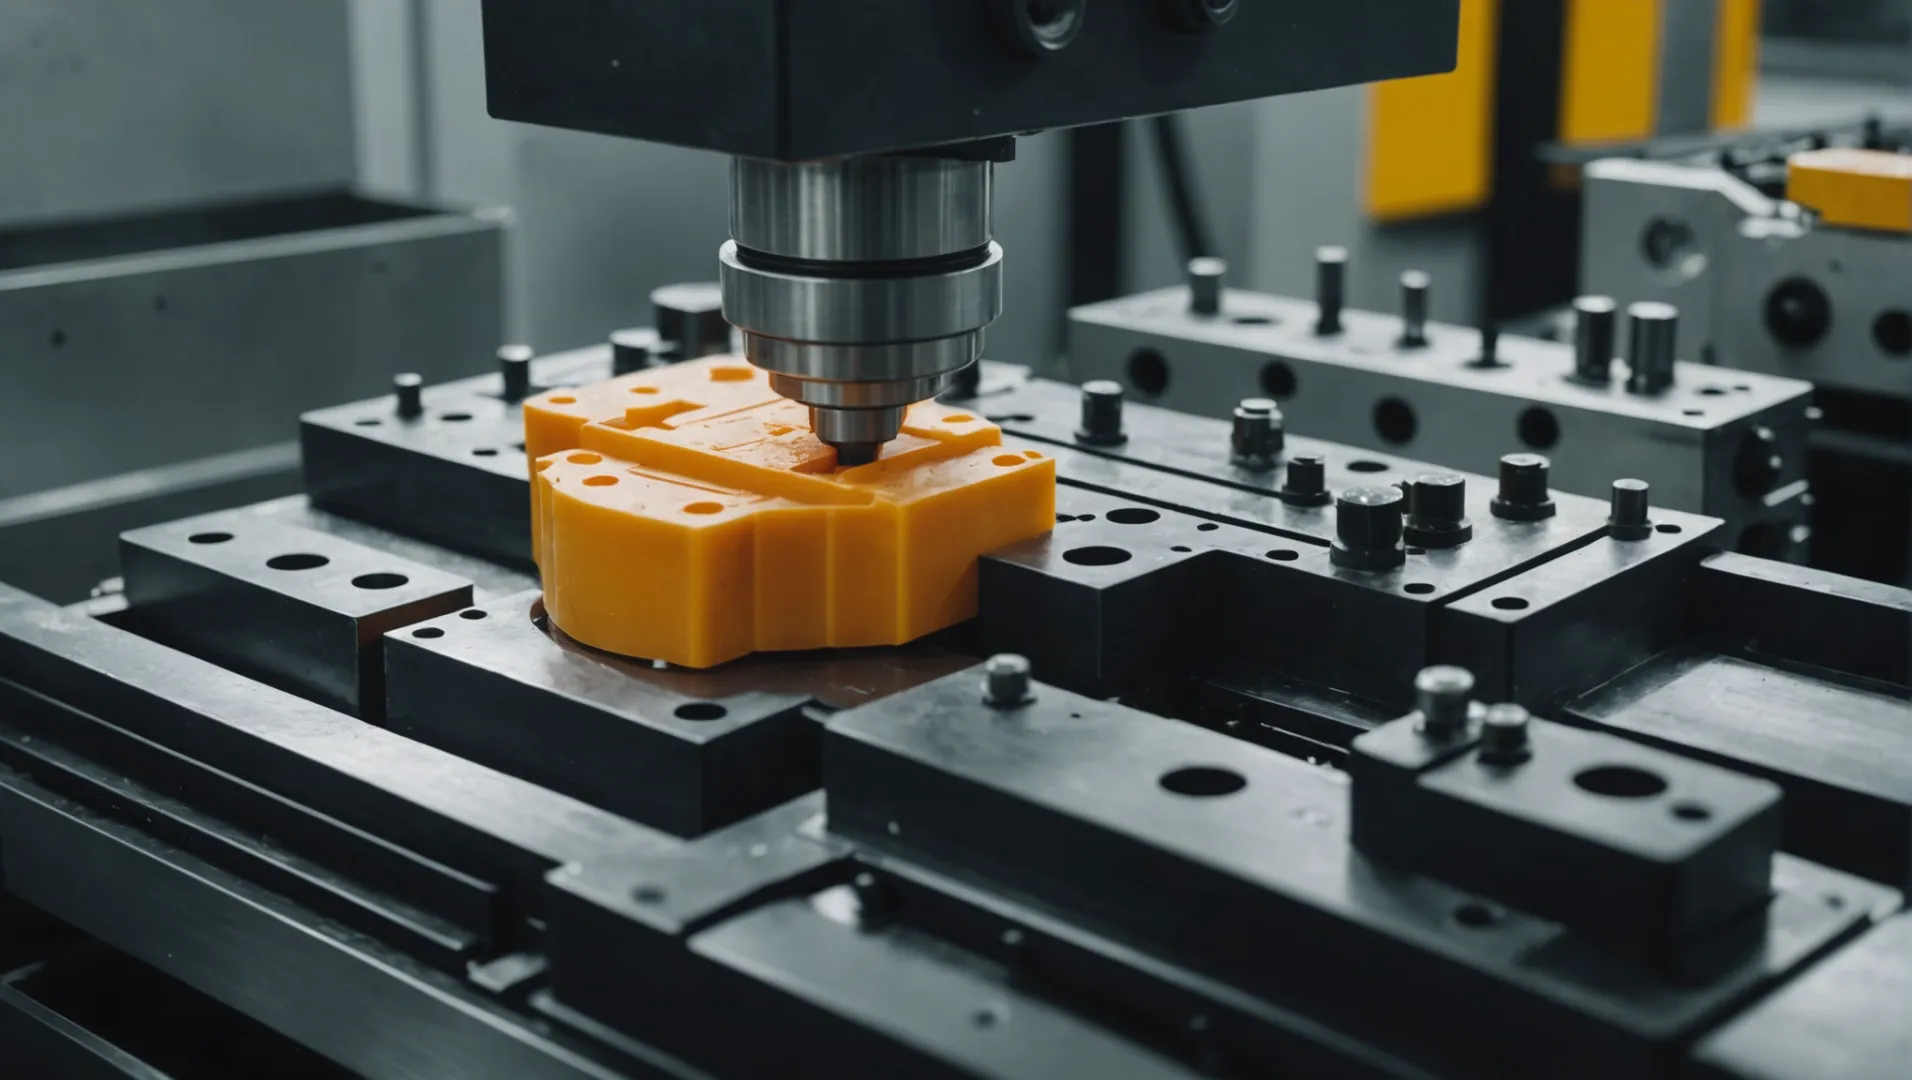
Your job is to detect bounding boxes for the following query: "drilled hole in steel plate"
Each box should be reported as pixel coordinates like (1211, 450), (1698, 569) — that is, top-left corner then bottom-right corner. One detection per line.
(1518, 407), (1560, 450)
(675, 702), (727, 721)
(472, 448), (499, 457)
(1107, 508), (1161, 525)
(1453, 902), (1501, 929)
(1372, 398), (1418, 446)
(1573, 765), (1668, 799)
(987, 413), (1036, 424)
(1699, 386), (1727, 396)
(1266, 549), (1299, 562)
(354, 418), (383, 427)
(1056, 513), (1074, 523)
(188, 532), (233, 545)
(352, 573), (409, 590)
(1260, 360), (1297, 398)
(267, 553), (329, 571)
(1159, 767), (1246, 797)
(459, 610), (487, 620)
(632, 884), (667, 904)
(1683, 409), (1704, 417)
(439, 412), (473, 423)
(412, 627), (445, 639)
(1404, 582), (1435, 595)
(1063, 546), (1131, 567)
(1671, 801), (1712, 822)
(1127, 348), (1170, 396)
(1075, 513), (1097, 522)
(1657, 524), (1683, 535)
(1197, 523), (1220, 532)
(1874, 310), (1912, 357)
(1233, 315), (1274, 326)
(1171, 545), (1192, 553)
(1347, 460), (1389, 473)
(1492, 596), (1529, 611)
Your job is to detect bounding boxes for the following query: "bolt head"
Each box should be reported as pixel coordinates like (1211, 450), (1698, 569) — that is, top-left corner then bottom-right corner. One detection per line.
(983, 653), (1033, 707)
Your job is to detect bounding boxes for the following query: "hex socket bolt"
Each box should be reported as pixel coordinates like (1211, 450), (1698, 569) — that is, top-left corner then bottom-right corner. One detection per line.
(498, 344), (533, 402)
(1188, 257), (1226, 316)
(1626, 301), (1679, 395)
(393, 372), (424, 419)
(1414, 665), (1475, 738)
(1404, 473), (1473, 548)
(1331, 486), (1407, 571)
(1230, 397), (1283, 469)
(1572, 296), (1618, 383)
(1477, 703), (1532, 764)
(1491, 453), (1556, 521)
(1281, 453), (1331, 506)
(1398, 270), (1430, 349)
(1314, 246), (1348, 335)
(1076, 381), (1128, 446)
(1608, 478), (1654, 540)
(983, 654), (1033, 708)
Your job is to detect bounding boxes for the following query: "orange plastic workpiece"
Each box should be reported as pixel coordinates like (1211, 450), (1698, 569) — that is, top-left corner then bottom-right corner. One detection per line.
(523, 356), (1056, 668)
(1788, 148), (1912, 234)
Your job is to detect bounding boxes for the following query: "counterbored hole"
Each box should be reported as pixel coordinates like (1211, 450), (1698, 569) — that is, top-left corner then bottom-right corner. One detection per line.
(1107, 508), (1160, 525)
(352, 573), (409, 590)
(1574, 765), (1668, 799)
(267, 553), (329, 571)
(188, 532), (233, 545)
(1063, 546), (1132, 566)
(675, 702), (728, 721)
(1159, 767), (1246, 797)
